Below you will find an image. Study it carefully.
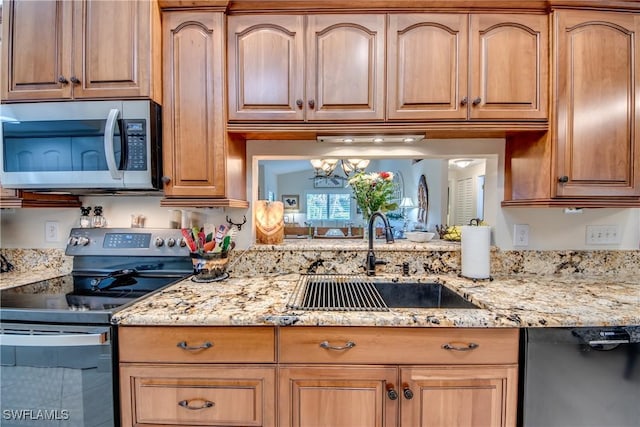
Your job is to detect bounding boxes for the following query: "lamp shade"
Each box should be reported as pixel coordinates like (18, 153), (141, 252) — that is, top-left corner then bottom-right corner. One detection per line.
(255, 200), (284, 244)
(399, 197), (416, 208)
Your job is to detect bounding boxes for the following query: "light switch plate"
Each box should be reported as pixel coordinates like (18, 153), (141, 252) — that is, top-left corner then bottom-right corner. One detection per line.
(45, 221), (59, 242)
(586, 225), (620, 245)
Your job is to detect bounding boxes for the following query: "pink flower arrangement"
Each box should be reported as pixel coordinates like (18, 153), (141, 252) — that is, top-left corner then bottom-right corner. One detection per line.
(347, 171), (398, 219)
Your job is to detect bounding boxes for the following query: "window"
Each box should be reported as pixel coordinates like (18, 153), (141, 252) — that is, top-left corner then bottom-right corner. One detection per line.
(306, 193), (351, 220)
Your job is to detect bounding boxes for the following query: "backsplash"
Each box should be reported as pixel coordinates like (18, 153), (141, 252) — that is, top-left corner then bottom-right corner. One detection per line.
(228, 243), (640, 278)
(2, 245), (638, 280)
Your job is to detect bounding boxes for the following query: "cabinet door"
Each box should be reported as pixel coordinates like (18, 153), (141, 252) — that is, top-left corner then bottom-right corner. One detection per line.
(469, 14), (548, 120)
(1, 0), (73, 100)
(306, 15), (385, 121)
(121, 364), (276, 427)
(387, 14), (468, 120)
(401, 366), (518, 427)
(554, 11), (640, 197)
(228, 15), (305, 121)
(162, 11), (227, 197)
(279, 366), (397, 427)
(72, 0), (153, 99)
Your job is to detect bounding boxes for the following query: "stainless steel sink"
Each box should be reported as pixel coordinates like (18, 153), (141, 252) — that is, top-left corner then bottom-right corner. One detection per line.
(286, 274), (479, 311)
(372, 281), (478, 309)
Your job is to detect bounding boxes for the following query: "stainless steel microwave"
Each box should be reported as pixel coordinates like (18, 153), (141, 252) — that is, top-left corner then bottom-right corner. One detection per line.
(0, 100), (162, 192)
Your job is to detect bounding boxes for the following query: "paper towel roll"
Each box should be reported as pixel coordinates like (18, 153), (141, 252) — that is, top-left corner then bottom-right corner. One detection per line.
(461, 225), (491, 279)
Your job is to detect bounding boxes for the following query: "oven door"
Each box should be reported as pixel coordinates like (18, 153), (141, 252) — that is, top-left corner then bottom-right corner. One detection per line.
(0, 323), (115, 427)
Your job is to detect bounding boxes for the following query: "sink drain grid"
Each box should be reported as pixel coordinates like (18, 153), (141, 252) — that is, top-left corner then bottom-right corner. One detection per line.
(287, 274), (389, 311)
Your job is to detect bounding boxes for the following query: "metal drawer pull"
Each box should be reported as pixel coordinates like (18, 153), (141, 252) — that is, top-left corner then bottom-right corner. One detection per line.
(177, 341), (213, 351)
(319, 340), (356, 351)
(178, 399), (214, 410)
(442, 342), (479, 351)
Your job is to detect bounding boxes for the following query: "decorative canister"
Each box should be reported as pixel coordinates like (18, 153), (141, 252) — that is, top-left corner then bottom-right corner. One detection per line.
(190, 251), (229, 282)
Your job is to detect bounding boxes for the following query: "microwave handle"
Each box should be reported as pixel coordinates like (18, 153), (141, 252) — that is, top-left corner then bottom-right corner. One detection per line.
(104, 108), (124, 180)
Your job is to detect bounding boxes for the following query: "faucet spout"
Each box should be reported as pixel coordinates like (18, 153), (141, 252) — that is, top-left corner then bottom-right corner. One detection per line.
(366, 212), (394, 276)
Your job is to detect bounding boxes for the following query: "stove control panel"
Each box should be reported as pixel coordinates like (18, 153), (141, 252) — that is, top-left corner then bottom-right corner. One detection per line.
(65, 228), (190, 257)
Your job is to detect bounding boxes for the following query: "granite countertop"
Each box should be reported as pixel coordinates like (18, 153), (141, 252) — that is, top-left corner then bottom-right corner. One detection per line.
(0, 267), (72, 290)
(3, 247), (637, 329)
(112, 273), (640, 328)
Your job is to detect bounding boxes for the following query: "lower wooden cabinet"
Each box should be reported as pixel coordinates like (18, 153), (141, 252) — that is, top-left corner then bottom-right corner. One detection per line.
(278, 364), (517, 427)
(400, 365), (518, 427)
(119, 326), (276, 426)
(119, 326), (518, 427)
(120, 365), (276, 427)
(278, 327), (518, 427)
(279, 366), (398, 427)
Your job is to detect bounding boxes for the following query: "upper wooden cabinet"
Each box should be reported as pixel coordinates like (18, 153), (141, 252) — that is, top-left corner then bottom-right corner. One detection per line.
(387, 13), (548, 121)
(161, 11), (247, 206)
(1, 0), (160, 102)
(228, 14), (386, 122)
(504, 10), (640, 207)
(229, 12), (546, 124)
(554, 10), (640, 198)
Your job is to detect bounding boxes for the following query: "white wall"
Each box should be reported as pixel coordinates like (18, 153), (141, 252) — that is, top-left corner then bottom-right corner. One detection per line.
(247, 139), (640, 250)
(0, 196), (252, 249)
(2, 138), (639, 251)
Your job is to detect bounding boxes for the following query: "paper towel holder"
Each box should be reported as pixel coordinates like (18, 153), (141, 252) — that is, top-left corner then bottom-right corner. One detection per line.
(458, 272), (494, 282)
(460, 219), (493, 282)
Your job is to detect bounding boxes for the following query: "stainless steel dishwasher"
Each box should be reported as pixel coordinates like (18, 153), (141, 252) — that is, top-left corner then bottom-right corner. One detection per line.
(521, 327), (640, 427)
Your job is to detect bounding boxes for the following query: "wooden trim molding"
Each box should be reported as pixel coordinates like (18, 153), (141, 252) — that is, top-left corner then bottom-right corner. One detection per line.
(224, 0), (640, 13)
(160, 198), (250, 208)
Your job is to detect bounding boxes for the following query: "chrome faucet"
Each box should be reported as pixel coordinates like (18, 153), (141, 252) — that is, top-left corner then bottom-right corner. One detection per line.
(365, 212), (394, 276)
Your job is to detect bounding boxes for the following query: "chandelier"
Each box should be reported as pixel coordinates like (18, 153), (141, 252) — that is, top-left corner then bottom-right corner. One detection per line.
(310, 159), (370, 177)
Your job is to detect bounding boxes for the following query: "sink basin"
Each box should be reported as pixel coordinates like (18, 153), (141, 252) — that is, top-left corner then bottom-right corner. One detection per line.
(372, 281), (478, 309)
(287, 275), (479, 311)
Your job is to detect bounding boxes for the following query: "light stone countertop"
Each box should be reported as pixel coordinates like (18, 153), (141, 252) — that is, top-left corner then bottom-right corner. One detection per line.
(3, 247), (638, 329)
(0, 267), (72, 290)
(111, 273), (640, 328)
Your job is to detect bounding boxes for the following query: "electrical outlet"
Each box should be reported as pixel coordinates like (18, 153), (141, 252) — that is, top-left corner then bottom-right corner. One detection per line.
(45, 221), (59, 242)
(513, 224), (529, 247)
(586, 225), (620, 245)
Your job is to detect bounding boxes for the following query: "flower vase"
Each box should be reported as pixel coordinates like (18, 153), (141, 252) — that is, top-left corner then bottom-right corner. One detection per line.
(361, 212), (370, 240)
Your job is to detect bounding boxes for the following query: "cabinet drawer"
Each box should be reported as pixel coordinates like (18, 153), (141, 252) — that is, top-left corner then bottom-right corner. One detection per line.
(279, 327), (518, 365)
(121, 365), (275, 426)
(119, 326), (275, 363)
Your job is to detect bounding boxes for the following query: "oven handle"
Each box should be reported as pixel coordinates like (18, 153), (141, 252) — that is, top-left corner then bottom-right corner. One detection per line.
(0, 331), (108, 347)
(104, 108), (124, 180)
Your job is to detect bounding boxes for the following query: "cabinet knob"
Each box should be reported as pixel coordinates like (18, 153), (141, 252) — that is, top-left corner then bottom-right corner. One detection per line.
(308, 100), (315, 109)
(402, 384), (414, 400)
(296, 99), (303, 109)
(460, 97), (468, 106)
(161, 176), (171, 184)
(472, 97), (482, 106)
(386, 384), (398, 400)
(70, 76), (81, 85)
(558, 176), (569, 183)
(58, 76), (69, 84)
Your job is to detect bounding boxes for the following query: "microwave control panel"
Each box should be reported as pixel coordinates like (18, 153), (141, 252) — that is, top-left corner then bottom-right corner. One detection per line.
(123, 119), (147, 171)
